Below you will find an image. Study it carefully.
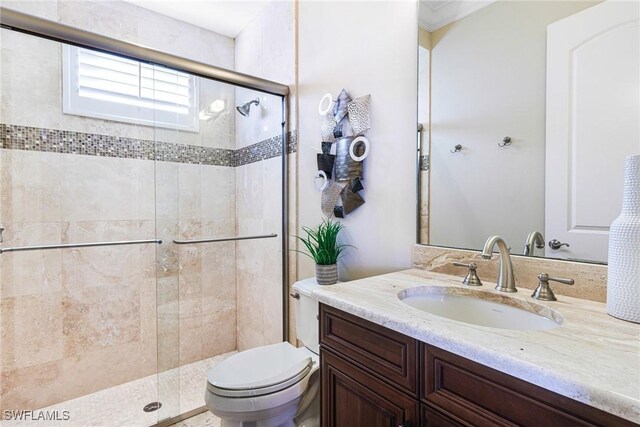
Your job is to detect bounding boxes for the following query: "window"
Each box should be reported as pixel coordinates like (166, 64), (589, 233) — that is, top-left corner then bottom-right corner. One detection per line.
(63, 45), (199, 131)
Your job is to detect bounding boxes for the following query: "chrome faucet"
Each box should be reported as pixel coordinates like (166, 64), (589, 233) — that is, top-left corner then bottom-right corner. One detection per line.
(481, 235), (517, 293)
(522, 231), (545, 256)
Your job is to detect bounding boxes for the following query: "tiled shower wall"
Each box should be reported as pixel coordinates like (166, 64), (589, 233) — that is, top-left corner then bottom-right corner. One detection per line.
(234, 0), (296, 351)
(0, 0), (239, 412)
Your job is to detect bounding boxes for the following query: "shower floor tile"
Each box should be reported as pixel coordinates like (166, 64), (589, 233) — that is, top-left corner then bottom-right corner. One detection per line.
(1, 352), (234, 427)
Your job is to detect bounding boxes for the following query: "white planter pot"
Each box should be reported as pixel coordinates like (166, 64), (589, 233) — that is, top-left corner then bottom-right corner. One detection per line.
(607, 154), (640, 323)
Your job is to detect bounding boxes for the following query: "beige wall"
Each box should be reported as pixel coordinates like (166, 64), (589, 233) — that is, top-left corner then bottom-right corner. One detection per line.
(297, 1), (418, 282)
(0, 0), (237, 413)
(427, 1), (598, 251)
(234, 1), (296, 350)
(419, 27), (432, 49)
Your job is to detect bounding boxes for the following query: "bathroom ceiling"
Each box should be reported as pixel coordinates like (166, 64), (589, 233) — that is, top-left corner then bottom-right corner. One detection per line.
(122, 0), (272, 38)
(419, 0), (495, 31)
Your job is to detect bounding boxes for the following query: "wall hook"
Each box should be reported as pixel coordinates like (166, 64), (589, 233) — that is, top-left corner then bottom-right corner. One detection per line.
(450, 144), (462, 153)
(498, 136), (512, 148)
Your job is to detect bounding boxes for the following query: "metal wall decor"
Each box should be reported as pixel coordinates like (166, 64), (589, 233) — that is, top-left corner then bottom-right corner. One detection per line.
(335, 136), (364, 181)
(347, 95), (371, 136)
(320, 111), (338, 142)
(316, 88), (371, 218)
(321, 181), (342, 217)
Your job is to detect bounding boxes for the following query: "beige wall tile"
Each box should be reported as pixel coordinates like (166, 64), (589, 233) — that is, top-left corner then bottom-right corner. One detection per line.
(202, 311), (236, 357)
(61, 156), (155, 222)
(0, 150), (63, 224)
(0, 361), (63, 412)
(61, 220), (156, 291)
(178, 164), (203, 222)
(0, 222), (63, 298)
(201, 167), (236, 221)
(62, 284), (141, 357)
(1, 293), (63, 371)
(0, 32), (61, 130)
(234, 155), (284, 350)
(61, 338), (157, 402)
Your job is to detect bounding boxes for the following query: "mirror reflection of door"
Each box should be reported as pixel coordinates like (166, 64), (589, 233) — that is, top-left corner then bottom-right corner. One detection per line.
(545, 0), (640, 263)
(417, 0), (640, 264)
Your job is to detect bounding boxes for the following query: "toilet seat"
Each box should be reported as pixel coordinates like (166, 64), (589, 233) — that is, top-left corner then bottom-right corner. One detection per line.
(207, 342), (315, 398)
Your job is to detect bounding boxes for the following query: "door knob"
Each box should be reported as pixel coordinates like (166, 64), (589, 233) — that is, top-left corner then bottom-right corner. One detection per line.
(548, 239), (570, 250)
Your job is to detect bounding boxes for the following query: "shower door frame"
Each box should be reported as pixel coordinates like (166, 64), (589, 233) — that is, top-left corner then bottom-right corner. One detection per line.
(0, 5), (291, 424)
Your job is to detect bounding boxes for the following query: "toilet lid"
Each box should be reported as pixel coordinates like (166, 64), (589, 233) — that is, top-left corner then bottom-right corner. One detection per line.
(207, 342), (314, 397)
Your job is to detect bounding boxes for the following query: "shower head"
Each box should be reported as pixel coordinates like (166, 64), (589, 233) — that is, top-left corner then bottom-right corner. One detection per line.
(236, 98), (260, 117)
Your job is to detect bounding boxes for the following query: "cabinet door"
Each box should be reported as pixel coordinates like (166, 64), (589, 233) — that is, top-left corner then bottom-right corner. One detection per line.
(422, 404), (466, 427)
(321, 348), (419, 427)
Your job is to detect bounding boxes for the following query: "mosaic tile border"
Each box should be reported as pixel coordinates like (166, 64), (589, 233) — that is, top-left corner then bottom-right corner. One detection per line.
(235, 131), (297, 167)
(0, 124), (297, 167)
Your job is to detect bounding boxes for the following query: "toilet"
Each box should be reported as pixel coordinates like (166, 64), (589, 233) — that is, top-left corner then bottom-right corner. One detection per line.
(205, 277), (325, 427)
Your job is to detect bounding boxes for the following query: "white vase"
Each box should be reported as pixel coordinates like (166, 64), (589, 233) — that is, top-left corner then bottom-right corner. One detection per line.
(607, 154), (640, 323)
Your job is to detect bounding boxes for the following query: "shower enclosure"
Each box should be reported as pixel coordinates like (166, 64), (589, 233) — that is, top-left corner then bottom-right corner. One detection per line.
(0, 8), (289, 426)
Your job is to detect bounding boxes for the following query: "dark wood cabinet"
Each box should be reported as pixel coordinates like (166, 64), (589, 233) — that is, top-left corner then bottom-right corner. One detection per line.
(321, 348), (419, 427)
(320, 303), (418, 396)
(319, 303), (638, 427)
(422, 405), (466, 427)
(421, 344), (636, 427)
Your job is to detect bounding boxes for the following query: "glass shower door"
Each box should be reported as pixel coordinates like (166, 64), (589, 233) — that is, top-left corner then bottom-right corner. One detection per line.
(0, 30), (163, 426)
(153, 76), (286, 423)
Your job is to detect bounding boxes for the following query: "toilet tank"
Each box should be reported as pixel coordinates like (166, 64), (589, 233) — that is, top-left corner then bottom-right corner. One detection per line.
(292, 278), (324, 354)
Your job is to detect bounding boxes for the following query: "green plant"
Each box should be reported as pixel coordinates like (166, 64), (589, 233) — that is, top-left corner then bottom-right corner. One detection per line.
(294, 219), (353, 265)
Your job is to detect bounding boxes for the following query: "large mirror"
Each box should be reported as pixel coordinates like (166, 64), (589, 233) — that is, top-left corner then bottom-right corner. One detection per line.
(417, 0), (640, 264)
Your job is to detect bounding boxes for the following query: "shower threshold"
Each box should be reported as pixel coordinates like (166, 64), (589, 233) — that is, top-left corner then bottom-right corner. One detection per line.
(0, 352), (235, 427)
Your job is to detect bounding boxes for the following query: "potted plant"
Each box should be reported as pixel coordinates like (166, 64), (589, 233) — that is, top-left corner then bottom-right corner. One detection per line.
(295, 219), (352, 285)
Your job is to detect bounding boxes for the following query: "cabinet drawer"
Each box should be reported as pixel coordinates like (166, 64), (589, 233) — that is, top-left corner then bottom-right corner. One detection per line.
(320, 304), (418, 396)
(321, 347), (419, 427)
(422, 344), (636, 427)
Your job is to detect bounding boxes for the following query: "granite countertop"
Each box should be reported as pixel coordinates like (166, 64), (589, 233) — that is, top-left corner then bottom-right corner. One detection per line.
(311, 269), (640, 423)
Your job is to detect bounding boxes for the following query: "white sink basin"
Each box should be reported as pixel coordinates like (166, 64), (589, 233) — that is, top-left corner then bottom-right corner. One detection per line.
(398, 286), (562, 331)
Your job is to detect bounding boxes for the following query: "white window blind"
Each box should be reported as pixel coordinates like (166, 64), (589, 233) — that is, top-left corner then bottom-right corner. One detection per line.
(63, 46), (199, 131)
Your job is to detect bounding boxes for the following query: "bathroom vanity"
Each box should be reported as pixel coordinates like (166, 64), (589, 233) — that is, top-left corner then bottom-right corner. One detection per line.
(313, 270), (640, 427)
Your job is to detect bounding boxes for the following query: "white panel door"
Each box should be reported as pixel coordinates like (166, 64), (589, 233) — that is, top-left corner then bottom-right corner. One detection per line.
(545, 0), (640, 262)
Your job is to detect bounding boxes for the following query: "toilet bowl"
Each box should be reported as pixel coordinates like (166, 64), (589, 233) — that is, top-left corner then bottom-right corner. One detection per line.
(205, 278), (327, 427)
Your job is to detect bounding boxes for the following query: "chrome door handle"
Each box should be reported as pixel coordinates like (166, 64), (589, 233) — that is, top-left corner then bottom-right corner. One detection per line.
(548, 239), (570, 250)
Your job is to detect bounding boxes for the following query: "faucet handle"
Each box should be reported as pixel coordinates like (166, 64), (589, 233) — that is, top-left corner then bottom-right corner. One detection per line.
(532, 273), (575, 301)
(452, 262), (483, 287)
